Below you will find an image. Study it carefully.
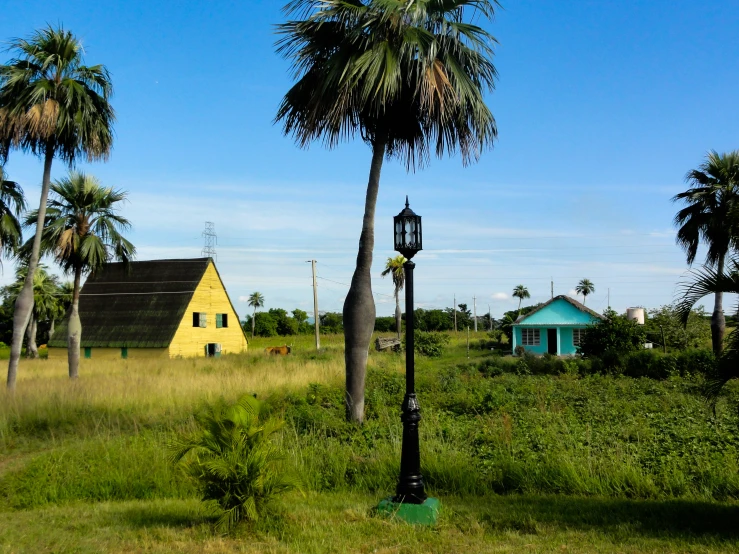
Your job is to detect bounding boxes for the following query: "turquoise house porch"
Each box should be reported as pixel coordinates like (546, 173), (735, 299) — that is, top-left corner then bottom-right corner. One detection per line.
(511, 295), (605, 356)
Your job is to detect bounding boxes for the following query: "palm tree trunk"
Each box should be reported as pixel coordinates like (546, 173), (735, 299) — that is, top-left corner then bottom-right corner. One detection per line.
(343, 137), (386, 424)
(252, 308), (256, 339)
(7, 147), (54, 391)
(711, 254), (727, 356)
(25, 313), (39, 359)
(395, 289), (402, 339)
(67, 266), (83, 379)
(49, 319), (55, 340)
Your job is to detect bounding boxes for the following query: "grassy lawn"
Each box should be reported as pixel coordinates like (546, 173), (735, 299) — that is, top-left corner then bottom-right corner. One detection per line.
(1, 332), (738, 553)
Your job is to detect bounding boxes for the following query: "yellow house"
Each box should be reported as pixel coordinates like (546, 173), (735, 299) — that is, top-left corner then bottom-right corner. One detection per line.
(48, 258), (248, 360)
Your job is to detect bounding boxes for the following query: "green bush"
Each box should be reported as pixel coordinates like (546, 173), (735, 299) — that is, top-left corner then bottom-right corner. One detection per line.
(410, 331), (451, 357)
(170, 395), (301, 531)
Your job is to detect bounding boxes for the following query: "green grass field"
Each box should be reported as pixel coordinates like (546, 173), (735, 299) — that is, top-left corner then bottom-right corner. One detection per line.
(1, 332), (738, 553)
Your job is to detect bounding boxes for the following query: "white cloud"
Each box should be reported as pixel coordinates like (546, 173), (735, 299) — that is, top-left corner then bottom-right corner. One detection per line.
(492, 292), (508, 300)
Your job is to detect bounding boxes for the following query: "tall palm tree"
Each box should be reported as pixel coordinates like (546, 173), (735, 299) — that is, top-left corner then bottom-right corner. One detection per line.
(0, 165), (25, 260)
(276, 0), (498, 423)
(673, 150), (739, 356)
(247, 292), (265, 339)
(381, 255), (407, 338)
(2, 263), (60, 358)
(26, 171), (134, 379)
(576, 279), (595, 306)
(676, 257), (739, 404)
(512, 285), (530, 313)
(0, 26), (115, 389)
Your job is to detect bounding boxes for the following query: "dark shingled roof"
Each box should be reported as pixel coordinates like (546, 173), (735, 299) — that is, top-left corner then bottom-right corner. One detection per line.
(49, 258), (213, 348)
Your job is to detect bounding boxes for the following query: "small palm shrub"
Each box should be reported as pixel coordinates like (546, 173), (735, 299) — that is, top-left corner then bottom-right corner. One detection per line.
(170, 394), (301, 531)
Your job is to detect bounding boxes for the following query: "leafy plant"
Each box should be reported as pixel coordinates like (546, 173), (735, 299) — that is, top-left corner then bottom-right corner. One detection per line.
(170, 394), (302, 531)
(410, 330), (451, 358)
(579, 309), (647, 362)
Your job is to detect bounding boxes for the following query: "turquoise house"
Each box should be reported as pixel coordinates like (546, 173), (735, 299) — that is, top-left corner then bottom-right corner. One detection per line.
(511, 295), (604, 356)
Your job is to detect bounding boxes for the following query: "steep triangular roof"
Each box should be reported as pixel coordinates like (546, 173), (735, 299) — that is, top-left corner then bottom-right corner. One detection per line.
(514, 295), (605, 325)
(49, 258), (213, 348)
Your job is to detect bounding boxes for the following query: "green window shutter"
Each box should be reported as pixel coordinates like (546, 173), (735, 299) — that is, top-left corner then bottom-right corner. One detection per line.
(121, 347), (128, 359)
(84, 347), (92, 359)
(216, 314), (223, 328)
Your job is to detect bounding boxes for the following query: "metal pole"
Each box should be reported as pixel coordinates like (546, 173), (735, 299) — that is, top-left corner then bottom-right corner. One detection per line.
(453, 294), (457, 333)
(311, 260), (320, 351)
(394, 260), (426, 504)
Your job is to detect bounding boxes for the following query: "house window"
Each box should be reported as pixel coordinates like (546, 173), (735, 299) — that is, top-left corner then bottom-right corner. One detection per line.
(84, 347), (92, 359)
(573, 328), (586, 347)
(216, 314), (228, 328)
(121, 347), (128, 359)
(521, 329), (540, 346)
(192, 312), (207, 328)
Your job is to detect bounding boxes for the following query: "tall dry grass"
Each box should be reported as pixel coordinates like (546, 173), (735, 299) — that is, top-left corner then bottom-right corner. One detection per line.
(0, 347), (347, 449)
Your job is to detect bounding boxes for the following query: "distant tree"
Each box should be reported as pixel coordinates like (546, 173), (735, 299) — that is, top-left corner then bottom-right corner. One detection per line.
(512, 285), (530, 313)
(645, 304), (711, 351)
(0, 26), (115, 390)
(673, 150), (739, 355)
(276, 0), (499, 423)
(247, 292), (265, 339)
(381, 255), (406, 338)
(676, 257), (739, 404)
(27, 171), (134, 378)
(374, 316), (396, 333)
(0, 165), (25, 260)
(1, 263), (60, 358)
(269, 308), (298, 336)
(500, 304), (542, 342)
(320, 312), (343, 334)
(578, 309), (647, 359)
(292, 308), (308, 330)
(576, 279), (595, 306)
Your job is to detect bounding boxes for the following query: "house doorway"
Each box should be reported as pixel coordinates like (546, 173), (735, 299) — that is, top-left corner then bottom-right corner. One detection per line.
(206, 343), (221, 358)
(547, 329), (558, 355)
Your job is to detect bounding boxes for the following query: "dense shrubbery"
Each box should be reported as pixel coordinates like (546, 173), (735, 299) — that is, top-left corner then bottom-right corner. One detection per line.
(579, 309), (647, 358)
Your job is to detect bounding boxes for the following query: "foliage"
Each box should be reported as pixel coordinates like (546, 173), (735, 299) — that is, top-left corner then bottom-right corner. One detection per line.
(579, 309), (647, 361)
(0, 25), (115, 164)
(244, 312), (278, 338)
(500, 304), (542, 342)
(291, 309), (308, 328)
(373, 316), (396, 333)
(24, 171), (135, 275)
(170, 394), (301, 531)
(676, 257), (739, 404)
(269, 308), (298, 336)
(575, 279), (595, 305)
(320, 312), (343, 334)
(0, 165), (25, 259)
(645, 304), (711, 351)
(512, 285), (530, 311)
(408, 330), (450, 358)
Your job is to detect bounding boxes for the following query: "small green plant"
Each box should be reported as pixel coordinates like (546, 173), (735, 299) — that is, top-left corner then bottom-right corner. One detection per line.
(170, 394), (302, 531)
(409, 331), (451, 357)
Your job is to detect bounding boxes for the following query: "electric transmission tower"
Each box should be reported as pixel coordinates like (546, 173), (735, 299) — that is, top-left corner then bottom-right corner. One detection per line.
(202, 221), (217, 261)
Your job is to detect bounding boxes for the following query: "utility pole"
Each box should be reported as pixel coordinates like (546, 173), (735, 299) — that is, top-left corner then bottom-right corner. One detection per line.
(453, 294), (457, 333)
(551, 279), (554, 300)
(473, 296), (477, 332)
(307, 260), (320, 351)
(202, 222), (217, 261)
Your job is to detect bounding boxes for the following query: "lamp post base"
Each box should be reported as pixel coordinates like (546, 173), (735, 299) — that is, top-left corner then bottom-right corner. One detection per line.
(377, 497), (440, 526)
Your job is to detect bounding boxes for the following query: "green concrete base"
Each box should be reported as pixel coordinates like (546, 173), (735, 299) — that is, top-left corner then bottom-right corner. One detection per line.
(377, 497), (440, 525)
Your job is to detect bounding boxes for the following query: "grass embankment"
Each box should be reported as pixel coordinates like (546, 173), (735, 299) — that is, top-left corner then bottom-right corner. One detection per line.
(1, 332), (739, 553)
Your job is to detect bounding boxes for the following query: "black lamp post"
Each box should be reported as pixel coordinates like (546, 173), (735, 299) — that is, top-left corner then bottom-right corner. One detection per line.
(393, 196), (426, 504)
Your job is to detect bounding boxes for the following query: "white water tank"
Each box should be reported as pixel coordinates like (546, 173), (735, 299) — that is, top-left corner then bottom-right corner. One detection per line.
(627, 307), (645, 325)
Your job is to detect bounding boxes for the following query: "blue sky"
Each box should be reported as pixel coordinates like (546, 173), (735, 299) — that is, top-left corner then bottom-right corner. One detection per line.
(1, 0), (738, 320)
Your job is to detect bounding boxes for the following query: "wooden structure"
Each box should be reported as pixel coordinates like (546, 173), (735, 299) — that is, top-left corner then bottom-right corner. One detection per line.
(48, 258), (247, 359)
(375, 336), (402, 352)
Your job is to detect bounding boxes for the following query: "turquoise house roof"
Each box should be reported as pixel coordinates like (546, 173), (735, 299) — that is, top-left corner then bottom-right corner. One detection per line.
(514, 296), (604, 327)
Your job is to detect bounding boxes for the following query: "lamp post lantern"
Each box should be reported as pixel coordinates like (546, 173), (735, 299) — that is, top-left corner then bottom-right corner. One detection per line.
(378, 197), (439, 524)
(392, 196), (426, 504)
